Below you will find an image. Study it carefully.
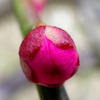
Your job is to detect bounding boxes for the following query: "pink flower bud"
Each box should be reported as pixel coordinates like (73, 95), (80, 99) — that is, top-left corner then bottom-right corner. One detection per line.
(30, 0), (47, 13)
(19, 24), (80, 87)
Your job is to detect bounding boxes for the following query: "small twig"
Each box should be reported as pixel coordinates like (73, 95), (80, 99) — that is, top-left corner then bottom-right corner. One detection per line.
(37, 85), (69, 100)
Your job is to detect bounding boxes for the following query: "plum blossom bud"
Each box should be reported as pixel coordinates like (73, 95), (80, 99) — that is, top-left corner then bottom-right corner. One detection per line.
(30, 0), (47, 13)
(19, 24), (80, 87)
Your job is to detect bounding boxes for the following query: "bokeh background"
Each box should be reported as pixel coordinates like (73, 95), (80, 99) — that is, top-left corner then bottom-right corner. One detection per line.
(0, 0), (100, 100)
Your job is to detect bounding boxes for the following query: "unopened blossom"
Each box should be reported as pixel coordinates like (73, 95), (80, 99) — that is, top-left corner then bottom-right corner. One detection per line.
(19, 24), (80, 87)
(30, 0), (47, 13)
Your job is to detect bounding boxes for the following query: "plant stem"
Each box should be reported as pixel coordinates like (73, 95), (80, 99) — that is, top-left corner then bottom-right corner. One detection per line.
(37, 85), (69, 100)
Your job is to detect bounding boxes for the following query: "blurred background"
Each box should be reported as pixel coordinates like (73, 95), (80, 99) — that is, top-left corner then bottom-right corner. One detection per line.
(0, 0), (100, 100)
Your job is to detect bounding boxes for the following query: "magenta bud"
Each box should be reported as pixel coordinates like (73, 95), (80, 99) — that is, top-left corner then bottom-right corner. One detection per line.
(19, 24), (80, 87)
(30, 0), (47, 13)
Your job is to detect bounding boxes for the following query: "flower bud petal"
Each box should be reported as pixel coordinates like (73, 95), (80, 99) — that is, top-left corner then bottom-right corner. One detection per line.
(19, 26), (45, 60)
(45, 26), (76, 49)
(19, 25), (80, 87)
